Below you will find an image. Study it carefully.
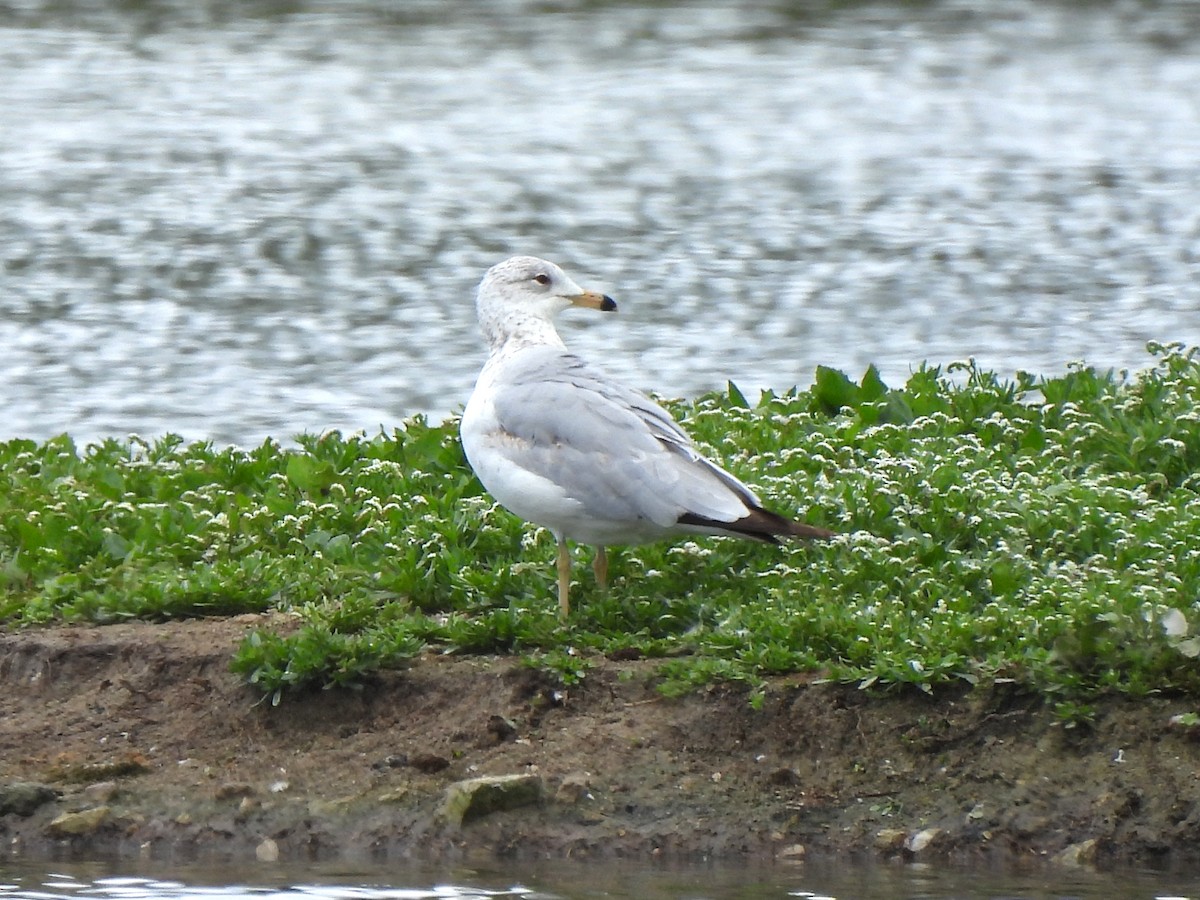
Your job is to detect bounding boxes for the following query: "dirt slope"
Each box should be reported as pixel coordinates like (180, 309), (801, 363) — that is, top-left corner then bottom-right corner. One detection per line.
(1, 616), (1198, 869)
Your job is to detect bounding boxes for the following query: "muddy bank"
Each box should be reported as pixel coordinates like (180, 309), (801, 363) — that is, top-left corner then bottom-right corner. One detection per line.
(1, 617), (1198, 869)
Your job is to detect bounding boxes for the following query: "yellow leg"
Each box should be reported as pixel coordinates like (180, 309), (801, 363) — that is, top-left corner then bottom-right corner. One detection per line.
(556, 538), (571, 620)
(593, 546), (608, 592)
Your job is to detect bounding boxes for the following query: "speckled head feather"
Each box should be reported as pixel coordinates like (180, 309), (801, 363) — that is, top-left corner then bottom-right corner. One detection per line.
(475, 256), (616, 353)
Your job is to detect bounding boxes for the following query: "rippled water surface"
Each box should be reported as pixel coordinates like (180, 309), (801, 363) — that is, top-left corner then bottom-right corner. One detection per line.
(2, 0), (1199, 444)
(1, 859), (1198, 900)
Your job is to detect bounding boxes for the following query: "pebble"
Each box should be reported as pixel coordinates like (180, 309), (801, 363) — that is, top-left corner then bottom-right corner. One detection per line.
(1054, 838), (1099, 867)
(47, 806), (110, 837)
(906, 827), (943, 854)
(777, 843), (806, 861)
(874, 828), (907, 852)
(83, 781), (119, 803)
(255, 837), (279, 862)
(555, 772), (592, 804)
(440, 774), (543, 827)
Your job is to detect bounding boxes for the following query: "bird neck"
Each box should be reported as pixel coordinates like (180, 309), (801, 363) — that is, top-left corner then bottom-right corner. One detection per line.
(481, 310), (568, 355)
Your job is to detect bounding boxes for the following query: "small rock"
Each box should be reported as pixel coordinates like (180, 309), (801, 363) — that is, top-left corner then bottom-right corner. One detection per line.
(0, 782), (58, 817)
(83, 781), (119, 804)
(237, 796), (260, 816)
(486, 715), (518, 743)
(410, 753), (451, 774)
(1054, 838), (1099, 867)
(874, 828), (907, 852)
(906, 827), (944, 854)
(767, 768), (800, 786)
(575, 808), (606, 825)
(47, 806), (110, 837)
(440, 774), (543, 826)
(555, 772), (592, 805)
(255, 837), (279, 862)
(777, 843), (806, 861)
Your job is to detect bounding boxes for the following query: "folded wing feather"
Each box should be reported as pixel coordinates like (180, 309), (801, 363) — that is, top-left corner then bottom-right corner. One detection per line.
(488, 348), (758, 529)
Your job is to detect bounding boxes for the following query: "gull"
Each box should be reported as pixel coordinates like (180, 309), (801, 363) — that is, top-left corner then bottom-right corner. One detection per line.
(459, 255), (834, 618)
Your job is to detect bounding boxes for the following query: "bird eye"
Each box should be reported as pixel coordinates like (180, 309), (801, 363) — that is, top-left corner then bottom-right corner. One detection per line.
(533, 273), (551, 285)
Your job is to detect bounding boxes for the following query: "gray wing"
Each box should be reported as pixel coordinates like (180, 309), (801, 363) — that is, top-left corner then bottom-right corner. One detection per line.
(489, 347), (759, 528)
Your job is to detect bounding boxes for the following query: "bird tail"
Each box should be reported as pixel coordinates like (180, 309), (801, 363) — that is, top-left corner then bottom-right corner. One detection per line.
(678, 508), (835, 544)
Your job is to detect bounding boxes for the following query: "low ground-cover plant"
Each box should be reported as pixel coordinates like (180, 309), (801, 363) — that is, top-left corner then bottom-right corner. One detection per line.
(3, 343), (1199, 702)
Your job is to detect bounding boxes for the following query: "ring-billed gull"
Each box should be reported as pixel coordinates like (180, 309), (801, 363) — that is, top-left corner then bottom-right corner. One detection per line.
(460, 255), (834, 618)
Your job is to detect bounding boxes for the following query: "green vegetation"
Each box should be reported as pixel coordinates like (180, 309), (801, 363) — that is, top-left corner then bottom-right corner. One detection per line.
(3, 343), (1200, 704)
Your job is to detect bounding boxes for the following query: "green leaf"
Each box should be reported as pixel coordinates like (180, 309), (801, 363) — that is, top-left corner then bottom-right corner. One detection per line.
(285, 454), (336, 495)
(812, 365), (858, 415)
(859, 364), (889, 402)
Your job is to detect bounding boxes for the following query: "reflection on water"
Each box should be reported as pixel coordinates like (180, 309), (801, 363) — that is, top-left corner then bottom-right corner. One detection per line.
(1, 1), (1199, 445)
(0, 858), (1198, 900)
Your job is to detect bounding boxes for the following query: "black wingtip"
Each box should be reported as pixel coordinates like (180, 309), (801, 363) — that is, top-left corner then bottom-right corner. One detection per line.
(678, 509), (835, 543)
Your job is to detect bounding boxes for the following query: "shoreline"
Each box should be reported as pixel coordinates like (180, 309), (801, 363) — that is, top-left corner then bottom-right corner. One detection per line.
(3, 616), (1199, 870)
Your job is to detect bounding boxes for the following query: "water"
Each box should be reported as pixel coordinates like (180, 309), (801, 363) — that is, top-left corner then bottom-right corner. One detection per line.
(2, 0), (1198, 445)
(3, 1), (1200, 889)
(0, 859), (1197, 900)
